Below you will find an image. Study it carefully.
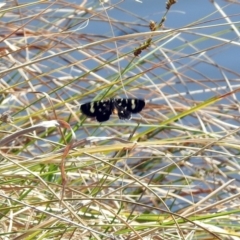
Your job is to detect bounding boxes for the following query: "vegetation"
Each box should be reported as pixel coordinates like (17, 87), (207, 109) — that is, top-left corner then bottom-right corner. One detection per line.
(0, 0), (240, 239)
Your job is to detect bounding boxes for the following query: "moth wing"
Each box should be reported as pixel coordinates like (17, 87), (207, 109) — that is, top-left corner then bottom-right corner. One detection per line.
(114, 99), (133, 120)
(80, 102), (96, 117)
(80, 100), (113, 122)
(126, 98), (145, 113)
(116, 106), (132, 120)
(96, 112), (111, 122)
(114, 98), (145, 114)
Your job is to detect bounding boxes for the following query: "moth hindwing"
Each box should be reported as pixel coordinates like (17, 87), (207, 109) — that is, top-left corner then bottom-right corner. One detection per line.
(80, 98), (145, 122)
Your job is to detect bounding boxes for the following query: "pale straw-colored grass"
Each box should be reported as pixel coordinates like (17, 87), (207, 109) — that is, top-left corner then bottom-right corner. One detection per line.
(0, 1), (240, 239)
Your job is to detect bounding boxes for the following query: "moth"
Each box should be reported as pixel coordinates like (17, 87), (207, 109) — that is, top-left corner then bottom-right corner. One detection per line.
(80, 98), (145, 122)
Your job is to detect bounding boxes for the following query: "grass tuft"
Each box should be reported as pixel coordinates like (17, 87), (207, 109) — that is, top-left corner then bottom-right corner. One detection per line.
(0, 1), (240, 239)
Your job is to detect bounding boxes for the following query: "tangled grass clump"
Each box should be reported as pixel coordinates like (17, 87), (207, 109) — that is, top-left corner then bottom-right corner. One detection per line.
(0, 1), (240, 239)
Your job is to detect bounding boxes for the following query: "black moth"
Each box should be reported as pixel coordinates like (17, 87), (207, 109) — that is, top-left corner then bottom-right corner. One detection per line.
(80, 98), (145, 122)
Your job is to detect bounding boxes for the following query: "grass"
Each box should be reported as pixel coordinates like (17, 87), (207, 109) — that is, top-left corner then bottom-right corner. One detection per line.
(0, 0), (240, 239)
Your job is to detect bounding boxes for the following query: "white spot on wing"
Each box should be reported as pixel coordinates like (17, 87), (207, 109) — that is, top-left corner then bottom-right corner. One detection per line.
(90, 102), (95, 113)
(131, 99), (136, 109)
